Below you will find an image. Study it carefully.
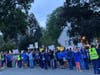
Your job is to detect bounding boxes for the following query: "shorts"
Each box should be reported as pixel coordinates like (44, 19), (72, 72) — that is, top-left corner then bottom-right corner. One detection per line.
(75, 62), (80, 68)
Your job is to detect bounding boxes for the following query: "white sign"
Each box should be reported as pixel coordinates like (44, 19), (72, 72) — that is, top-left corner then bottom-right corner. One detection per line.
(13, 49), (19, 54)
(48, 45), (55, 51)
(35, 42), (38, 49)
(28, 44), (34, 49)
(9, 50), (12, 54)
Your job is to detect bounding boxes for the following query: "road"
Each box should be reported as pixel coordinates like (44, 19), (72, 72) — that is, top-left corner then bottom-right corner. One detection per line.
(0, 68), (94, 75)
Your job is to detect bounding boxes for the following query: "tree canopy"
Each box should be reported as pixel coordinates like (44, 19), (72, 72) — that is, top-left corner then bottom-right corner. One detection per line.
(0, 0), (34, 41)
(42, 7), (66, 46)
(42, 0), (100, 45)
(0, 0), (42, 49)
(64, 0), (100, 42)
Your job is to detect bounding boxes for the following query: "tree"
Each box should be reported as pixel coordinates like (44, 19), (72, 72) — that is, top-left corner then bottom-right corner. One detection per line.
(63, 0), (100, 43)
(44, 7), (67, 45)
(0, 0), (34, 47)
(27, 13), (42, 46)
(40, 28), (52, 46)
(0, 35), (4, 48)
(19, 13), (42, 50)
(1, 43), (16, 51)
(43, 0), (100, 46)
(19, 35), (35, 50)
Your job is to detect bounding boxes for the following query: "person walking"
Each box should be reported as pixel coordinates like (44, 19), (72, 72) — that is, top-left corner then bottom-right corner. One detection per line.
(89, 45), (99, 74)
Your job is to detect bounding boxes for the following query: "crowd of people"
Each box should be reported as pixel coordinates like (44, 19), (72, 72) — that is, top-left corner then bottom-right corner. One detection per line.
(0, 44), (100, 74)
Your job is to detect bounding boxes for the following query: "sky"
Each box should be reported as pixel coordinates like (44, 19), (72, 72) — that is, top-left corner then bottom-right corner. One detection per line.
(30, 0), (64, 27)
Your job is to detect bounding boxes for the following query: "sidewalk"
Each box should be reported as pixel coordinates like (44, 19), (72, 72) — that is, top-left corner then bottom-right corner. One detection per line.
(0, 68), (94, 75)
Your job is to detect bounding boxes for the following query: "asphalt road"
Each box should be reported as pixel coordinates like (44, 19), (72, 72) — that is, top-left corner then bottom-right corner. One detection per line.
(0, 68), (94, 75)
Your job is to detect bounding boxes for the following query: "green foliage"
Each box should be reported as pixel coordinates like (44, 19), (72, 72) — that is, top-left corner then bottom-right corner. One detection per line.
(19, 35), (35, 50)
(1, 43), (16, 51)
(28, 13), (42, 41)
(40, 28), (52, 46)
(43, 0), (100, 45)
(63, 1), (100, 42)
(0, 35), (4, 48)
(0, 0), (42, 49)
(44, 7), (66, 45)
(19, 28), (42, 50)
(0, 0), (34, 41)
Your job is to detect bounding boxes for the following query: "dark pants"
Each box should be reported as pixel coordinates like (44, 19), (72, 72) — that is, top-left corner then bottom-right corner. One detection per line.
(39, 59), (43, 68)
(84, 58), (89, 70)
(59, 59), (64, 66)
(68, 61), (73, 70)
(7, 61), (12, 67)
(40, 59), (48, 69)
(1, 60), (5, 67)
(43, 60), (48, 69)
(51, 59), (57, 69)
(18, 60), (22, 68)
(92, 59), (100, 74)
(97, 58), (100, 74)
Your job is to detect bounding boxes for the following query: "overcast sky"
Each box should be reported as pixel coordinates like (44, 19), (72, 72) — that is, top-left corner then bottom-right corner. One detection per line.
(30, 0), (64, 27)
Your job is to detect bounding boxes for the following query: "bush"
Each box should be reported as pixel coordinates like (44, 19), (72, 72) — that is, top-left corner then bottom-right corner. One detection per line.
(1, 43), (16, 51)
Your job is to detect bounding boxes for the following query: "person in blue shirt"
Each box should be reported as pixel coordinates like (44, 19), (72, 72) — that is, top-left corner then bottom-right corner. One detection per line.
(67, 48), (74, 70)
(80, 47), (89, 70)
(62, 49), (67, 68)
(28, 50), (34, 68)
(6, 52), (13, 68)
(57, 51), (64, 68)
(73, 47), (81, 72)
(21, 51), (29, 68)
